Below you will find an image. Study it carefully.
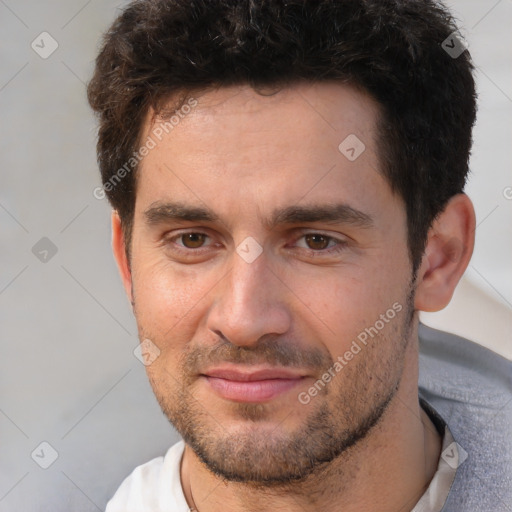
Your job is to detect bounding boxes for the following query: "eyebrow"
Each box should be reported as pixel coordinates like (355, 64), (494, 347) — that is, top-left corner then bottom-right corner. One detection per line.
(143, 201), (374, 230)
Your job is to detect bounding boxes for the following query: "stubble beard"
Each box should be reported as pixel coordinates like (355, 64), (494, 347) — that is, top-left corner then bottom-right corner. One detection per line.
(144, 288), (416, 486)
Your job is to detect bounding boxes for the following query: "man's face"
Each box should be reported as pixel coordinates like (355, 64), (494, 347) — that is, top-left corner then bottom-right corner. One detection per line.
(127, 82), (415, 483)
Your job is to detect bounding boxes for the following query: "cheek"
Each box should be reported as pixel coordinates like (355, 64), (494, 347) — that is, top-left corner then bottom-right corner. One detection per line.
(131, 256), (212, 345)
(325, 269), (409, 352)
(281, 271), (368, 357)
(333, 275), (397, 314)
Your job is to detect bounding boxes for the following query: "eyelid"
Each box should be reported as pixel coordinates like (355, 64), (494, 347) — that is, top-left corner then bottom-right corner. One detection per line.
(291, 228), (346, 240)
(289, 230), (348, 252)
(163, 228), (348, 255)
(164, 229), (215, 249)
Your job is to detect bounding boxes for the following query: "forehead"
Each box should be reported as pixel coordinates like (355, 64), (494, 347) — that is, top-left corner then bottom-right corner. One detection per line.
(147, 81), (380, 148)
(135, 82), (398, 229)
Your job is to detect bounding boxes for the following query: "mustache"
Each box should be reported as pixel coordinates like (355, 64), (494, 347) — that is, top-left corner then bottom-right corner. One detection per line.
(180, 337), (334, 376)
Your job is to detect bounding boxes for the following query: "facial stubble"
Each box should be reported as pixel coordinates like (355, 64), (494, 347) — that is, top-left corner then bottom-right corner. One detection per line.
(142, 285), (416, 486)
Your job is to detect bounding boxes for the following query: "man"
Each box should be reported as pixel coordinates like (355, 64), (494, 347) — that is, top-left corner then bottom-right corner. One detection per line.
(87, 1), (512, 510)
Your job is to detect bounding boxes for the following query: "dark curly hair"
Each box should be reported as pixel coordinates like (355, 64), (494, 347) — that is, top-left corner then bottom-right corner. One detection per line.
(87, 0), (477, 271)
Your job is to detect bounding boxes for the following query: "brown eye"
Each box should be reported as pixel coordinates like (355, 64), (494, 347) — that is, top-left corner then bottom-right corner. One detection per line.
(180, 233), (207, 248)
(304, 234), (330, 250)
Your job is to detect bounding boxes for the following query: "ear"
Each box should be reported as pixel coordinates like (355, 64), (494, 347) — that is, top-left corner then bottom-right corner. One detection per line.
(414, 193), (475, 312)
(111, 210), (134, 305)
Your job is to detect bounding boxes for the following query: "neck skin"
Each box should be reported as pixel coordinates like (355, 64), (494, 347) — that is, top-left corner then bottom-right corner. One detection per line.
(180, 334), (442, 512)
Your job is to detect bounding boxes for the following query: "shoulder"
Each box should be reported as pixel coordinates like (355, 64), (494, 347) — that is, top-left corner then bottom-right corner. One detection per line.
(418, 322), (512, 407)
(418, 324), (512, 510)
(105, 440), (188, 512)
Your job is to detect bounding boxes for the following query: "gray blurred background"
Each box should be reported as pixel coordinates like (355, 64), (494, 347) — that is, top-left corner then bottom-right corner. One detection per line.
(0, 1), (510, 510)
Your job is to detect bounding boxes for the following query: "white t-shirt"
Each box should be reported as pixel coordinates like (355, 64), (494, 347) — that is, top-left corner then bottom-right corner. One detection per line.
(106, 421), (458, 512)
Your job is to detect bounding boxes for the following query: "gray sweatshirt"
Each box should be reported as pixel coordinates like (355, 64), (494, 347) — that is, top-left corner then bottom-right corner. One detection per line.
(418, 323), (512, 511)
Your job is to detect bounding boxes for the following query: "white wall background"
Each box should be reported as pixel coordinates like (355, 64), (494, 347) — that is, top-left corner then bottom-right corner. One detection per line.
(0, 1), (510, 510)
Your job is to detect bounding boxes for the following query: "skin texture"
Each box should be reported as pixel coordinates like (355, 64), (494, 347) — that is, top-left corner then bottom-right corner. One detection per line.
(112, 82), (475, 511)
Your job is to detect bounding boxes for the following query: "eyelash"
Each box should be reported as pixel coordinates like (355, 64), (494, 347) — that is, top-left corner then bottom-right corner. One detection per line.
(163, 230), (348, 257)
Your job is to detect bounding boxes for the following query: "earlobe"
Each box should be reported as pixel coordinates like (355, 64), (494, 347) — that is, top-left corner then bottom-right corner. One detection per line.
(414, 194), (476, 312)
(111, 210), (134, 305)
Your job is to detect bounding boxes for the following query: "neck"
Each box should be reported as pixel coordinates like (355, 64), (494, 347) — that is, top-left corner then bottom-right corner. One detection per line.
(180, 336), (442, 512)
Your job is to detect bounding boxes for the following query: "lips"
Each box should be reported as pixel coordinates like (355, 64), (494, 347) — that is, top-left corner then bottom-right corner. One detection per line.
(201, 367), (307, 402)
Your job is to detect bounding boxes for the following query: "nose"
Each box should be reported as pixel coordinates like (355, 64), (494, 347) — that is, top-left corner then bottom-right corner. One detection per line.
(206, 248), (291, 347)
